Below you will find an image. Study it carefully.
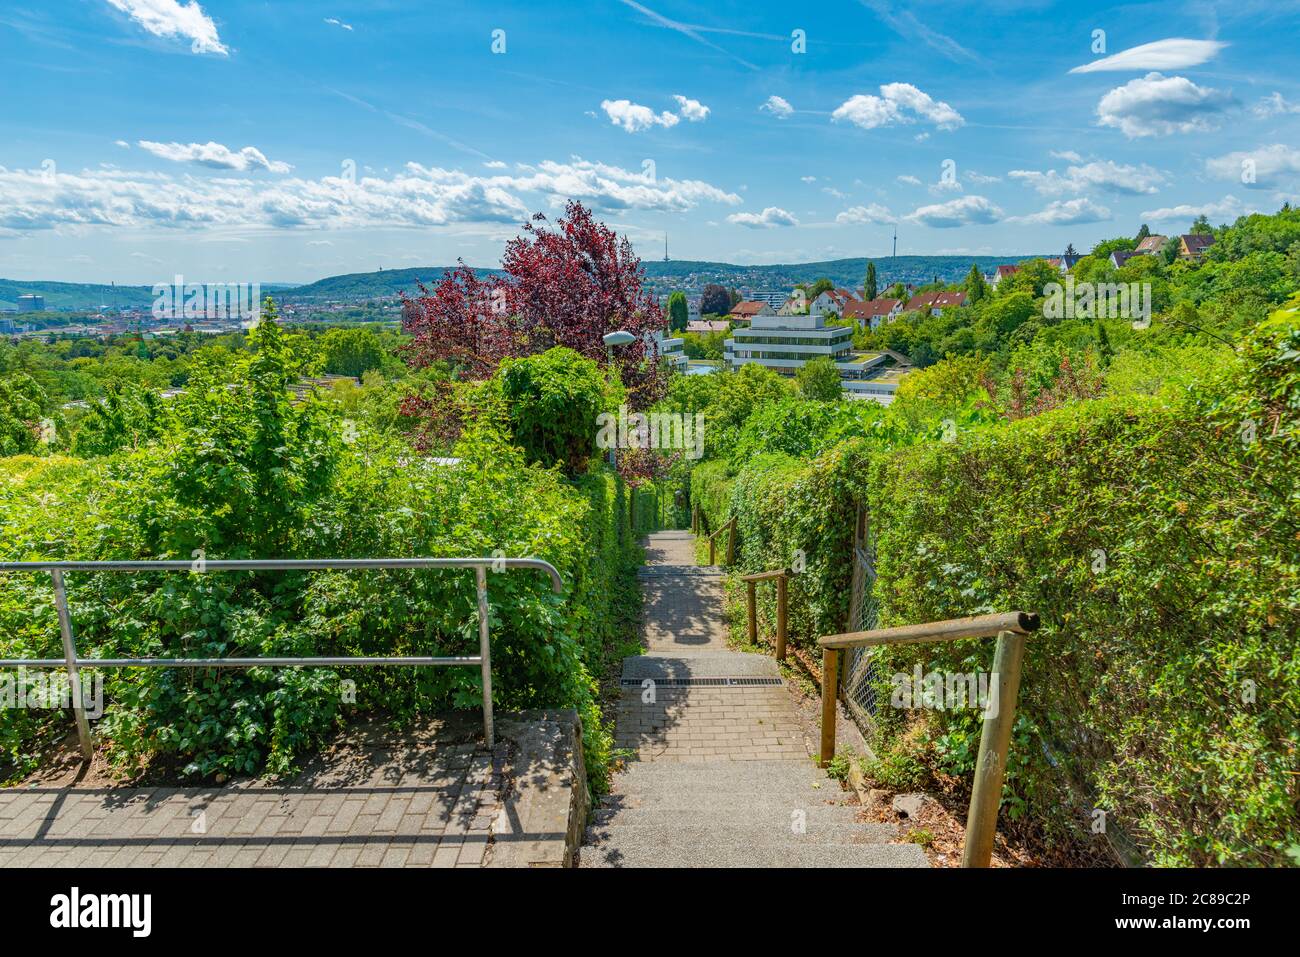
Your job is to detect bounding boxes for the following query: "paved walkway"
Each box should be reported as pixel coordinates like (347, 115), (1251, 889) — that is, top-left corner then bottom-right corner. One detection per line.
(0, 718), (500, 868)
(583, 530), (928, 867)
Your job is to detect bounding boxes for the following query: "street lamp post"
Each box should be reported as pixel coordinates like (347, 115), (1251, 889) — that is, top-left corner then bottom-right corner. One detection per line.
(602, 330), (636, 470)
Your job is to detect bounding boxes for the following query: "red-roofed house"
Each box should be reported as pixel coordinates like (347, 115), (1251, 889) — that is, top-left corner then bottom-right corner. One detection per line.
(1135, 234), (1168, 254)
(989, 264), (1019, 289)
(906, 291), (967, 315)
(729, 300), (775, 323)
(843, 298), (903, 331)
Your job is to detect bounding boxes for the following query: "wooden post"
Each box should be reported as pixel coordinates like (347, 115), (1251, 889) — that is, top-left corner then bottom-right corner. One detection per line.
(775, 573), (787, 662)
(709, 536), (716, 566)
(961, 629), (1028, 868)
(746, 580), (757, 644)
(726, 516), (736, 565)
(819, 648), (839, 768)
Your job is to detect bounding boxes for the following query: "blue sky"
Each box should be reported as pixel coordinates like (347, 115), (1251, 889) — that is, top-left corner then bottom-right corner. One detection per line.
(2, 0), (1299, 284)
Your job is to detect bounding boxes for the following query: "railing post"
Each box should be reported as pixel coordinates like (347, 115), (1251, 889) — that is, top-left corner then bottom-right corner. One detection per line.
(475, 566), (494, 750)
(746, 580), (757, 644)
(51, 570), (93, 762)
(726, 516), (736, 565)
(775, 573), (787, 663)
(709, 535), (716, 566)
(961, 629), (1027, 867)
(819, 647), (839, 768)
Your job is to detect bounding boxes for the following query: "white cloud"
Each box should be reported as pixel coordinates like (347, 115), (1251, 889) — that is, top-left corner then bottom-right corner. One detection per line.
(831, 83), (964, 132)
(1069, 38), (1226, 74)
(835, 203), (898, 225)
(1008, 160), (1164, 196)
(800, 175), (817, 184)
(1206, 144), (1300, 189)
(1010, 198), (1112, 226)
(965, 170), (1001, 185)
(114, 140), (131, 149)
(1251, 92), (1300, 118)
(672, 95), (710, 121)
(906, 195), (1002, 228)
(106, 0), (228, 56)
(600, 99), (680, 132)
(323, 17), (353, 31)
(822, 186), (848, 200)
(1050, 150), (1083, 163)
(1096, 73), (1235, 138)
(760, 95), (794, 119)
(896, 174), (921, 186)
(483, 160), (507, 169)
(0, 156), (740, 235)
(727, 206), (799, 228)
(139, 140), (292, 173)
(1139, 195), (1253, 223)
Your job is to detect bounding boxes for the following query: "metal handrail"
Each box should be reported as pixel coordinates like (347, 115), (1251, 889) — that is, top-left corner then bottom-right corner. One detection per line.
(0, 556), (565, 760)
(816, 610), (1040, 868)
(739, 567), (789, 661)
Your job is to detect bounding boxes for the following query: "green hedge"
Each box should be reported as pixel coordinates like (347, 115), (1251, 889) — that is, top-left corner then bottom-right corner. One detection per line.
(866, 320), (1298, 865)
(0, 442), (635, 792)
(688, 314), (1299, 865)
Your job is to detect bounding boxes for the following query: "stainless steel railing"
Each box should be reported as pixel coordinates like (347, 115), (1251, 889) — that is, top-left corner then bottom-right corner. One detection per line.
(0, 557), (566, 760)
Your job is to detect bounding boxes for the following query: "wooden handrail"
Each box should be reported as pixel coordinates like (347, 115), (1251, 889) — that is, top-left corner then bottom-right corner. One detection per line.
(820, 611), (1039, 649)
(817, 609), (1040, 869)
(738, 568), (788, 582)
(705, 515), (737, 565)
(740, 568), (789, 661)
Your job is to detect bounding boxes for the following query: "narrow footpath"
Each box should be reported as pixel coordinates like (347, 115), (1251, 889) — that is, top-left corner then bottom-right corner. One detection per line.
(580, 530), (928, 867)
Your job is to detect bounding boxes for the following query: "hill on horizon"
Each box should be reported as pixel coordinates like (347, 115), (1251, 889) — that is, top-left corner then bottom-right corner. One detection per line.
(3, 254), (1052, 310)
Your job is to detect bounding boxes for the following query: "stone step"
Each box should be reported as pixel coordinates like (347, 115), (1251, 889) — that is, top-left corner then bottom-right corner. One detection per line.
(585, 821), (900, 848)
(621, 653), (780, 680)
(591, 804), (868, 827)
(580, 841), (930, 868)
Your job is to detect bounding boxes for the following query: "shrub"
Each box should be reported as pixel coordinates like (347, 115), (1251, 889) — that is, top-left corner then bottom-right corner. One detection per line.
(497, 346), (609, 475)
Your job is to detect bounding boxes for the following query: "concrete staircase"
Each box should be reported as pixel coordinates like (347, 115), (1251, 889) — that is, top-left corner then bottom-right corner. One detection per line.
(580, 530), (928, 868)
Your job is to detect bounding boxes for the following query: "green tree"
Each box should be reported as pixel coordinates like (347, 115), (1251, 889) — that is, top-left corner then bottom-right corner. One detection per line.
(865, 261), (878, 301)
(0, 373), (46, 456)
(1190, 215), (1213, 235)
(497, 346), (609, 475)
(320, 326), (387, 377)
(1135, 223), (1151, 243)
(667, 291), (689, 333)
(796, 356), (843, 402)
(964, 263), (989, 303)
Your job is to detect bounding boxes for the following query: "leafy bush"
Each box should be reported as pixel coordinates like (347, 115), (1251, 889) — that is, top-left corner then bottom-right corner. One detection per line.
(497, 346), (609, 475)
(865, 313), (1299, 864)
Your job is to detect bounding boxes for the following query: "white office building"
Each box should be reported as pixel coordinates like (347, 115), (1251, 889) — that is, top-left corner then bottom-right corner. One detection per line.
(724, 312), (854, 375)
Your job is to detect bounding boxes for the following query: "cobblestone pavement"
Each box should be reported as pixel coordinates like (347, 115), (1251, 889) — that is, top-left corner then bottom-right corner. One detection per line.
(0, 719), (501, 868)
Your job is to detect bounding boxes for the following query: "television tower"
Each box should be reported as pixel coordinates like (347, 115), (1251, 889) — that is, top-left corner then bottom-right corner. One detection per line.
(664, 233), (669, 262)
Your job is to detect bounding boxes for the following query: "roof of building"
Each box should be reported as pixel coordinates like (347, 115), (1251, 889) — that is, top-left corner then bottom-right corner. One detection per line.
(844, 298), (902, 320)
(994, 264), (1020, 279)
(1110, 250), (1142, 267)
(686, 320), (730, 333)
(730, 300), (771, 316)
(1135, 234), (1168, 253)
(907, 291), (967, 311)
(1181, 233), (1215, 253)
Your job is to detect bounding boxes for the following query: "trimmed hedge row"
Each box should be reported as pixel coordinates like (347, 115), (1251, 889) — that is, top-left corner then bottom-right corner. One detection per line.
(691, 316), (1299, 865)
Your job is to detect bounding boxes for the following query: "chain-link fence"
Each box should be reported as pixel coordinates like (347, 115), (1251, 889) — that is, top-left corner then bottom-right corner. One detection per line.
(840, 520), (882, 734)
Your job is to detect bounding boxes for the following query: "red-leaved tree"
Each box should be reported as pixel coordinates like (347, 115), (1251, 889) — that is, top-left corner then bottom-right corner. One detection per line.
(401, 201), (667, 408)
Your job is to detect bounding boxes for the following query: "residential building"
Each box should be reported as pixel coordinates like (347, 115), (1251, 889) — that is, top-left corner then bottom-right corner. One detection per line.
(729, 300), (775, 323)
(656, 333), (688, 370)
(843, 298), (903, 331)
(748, 291), (790, 310)
(1179, 234), (1215, 260)
(17, 294), (45, 312)
(1135, 234), (1168, 255)
(808, 289), (856, 319)
(989, 265), (1019, 288)
(905, 291), (967, 316)
(1110, 250), (1142, 269)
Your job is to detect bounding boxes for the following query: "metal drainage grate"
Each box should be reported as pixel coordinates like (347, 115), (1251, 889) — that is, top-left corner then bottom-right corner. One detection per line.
(619, 677), (784, 687)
